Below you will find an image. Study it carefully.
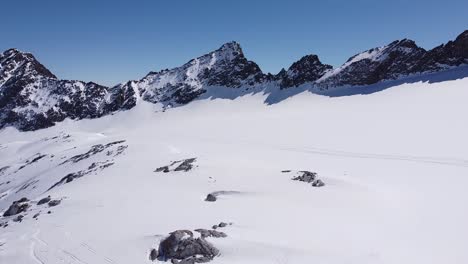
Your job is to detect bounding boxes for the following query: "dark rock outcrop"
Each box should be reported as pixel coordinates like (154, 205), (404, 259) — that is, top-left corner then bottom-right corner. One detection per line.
(37, 196), (51, 205)
(157, 230), (220, 263)
(155, 158), (197, 173)
(290, 170), (325, 187)
(194, 229), (227, 238)
(48, 200), (61, 207)
(279, 54), (332, 88)
(149, 248), (158, 261)
(205, 194), (217, 202)
(3, 198), (30, 217)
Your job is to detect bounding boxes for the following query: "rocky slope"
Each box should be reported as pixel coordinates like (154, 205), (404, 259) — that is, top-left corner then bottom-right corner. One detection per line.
(0, 49), (134, 131)
(0, 30), (467, 131)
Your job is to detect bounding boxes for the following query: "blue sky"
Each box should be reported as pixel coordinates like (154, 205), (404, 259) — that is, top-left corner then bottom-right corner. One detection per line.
(2, 0), (467, 86)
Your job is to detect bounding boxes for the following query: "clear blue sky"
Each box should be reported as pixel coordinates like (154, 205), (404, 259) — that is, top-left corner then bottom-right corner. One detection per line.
(2, 0), (467, 86)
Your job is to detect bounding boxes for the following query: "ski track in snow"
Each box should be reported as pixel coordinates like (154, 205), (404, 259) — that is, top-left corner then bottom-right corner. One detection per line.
(278, 145), (468, 168)
(28, 227), (119, 264)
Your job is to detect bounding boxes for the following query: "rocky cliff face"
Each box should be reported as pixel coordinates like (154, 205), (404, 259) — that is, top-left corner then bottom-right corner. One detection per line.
(1, 30), (467, 131)
(416, 30), (468, 72)
(316, 39), (427, 88)
(0, 49), (137, 131)
(121, 41), (265, 107)
(278, 54), (332, 88)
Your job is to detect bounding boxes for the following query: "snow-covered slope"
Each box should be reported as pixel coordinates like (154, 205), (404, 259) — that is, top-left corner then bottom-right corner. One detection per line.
(1, 74), (468, 264)
(1, 30), (467, 131)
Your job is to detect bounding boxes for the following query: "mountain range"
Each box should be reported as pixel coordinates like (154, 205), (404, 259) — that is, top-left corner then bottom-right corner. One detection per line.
(1, 30), (467, 131)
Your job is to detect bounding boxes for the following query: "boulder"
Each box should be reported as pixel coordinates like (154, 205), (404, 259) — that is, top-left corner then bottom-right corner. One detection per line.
(149, 248), (158, 261)
(37, 196), (51, 205)
(157, 230), (219, 262)
(13, 215), (24, 222)
(3, 199), (30, 217)
(155, 166), (170, 173)
(312, 179), (325, 187)
(205, 194), (217, 202)
(48, 200), (61, 207)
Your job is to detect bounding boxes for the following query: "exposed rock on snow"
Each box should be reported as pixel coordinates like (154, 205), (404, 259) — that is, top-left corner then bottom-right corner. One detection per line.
(156, 229), (223, 263)
(205, 191), (241, 202)
(155, 158), (197, 173)
(12, 215), (24, 222)
(16, 154), (47, 172)
(194, 229), (227, 238)
(217, 222), (228, 228)
(289, 170), (326, 187)
(2, 198), (30, 217)
(61, 140), (126, 164)
(48, 199), (61, 207)
(312, 179), (325, 187)
(36, 196), (51, 206)
(149, 248), (158, 261)
(48, 160), (115, 190)
(155, 166), (170, 173)
(204, 194), (217, 202)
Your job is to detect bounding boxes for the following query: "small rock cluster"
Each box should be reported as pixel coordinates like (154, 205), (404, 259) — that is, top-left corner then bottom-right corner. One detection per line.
(1, 195), (62, 227)
(287, 170), (325, 187)
(155, 158), (197, 173)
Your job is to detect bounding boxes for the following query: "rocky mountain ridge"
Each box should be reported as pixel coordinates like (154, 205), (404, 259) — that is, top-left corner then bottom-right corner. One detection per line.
(1, 30), (467, 131)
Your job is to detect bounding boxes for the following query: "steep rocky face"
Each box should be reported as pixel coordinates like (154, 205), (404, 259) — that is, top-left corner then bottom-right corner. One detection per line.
(0, 49), (135, 131)
(417, 30), (468, 71)
(279, 54), (332, 88)
(317, 39), (427, 87)
(123, 41), (266, 106)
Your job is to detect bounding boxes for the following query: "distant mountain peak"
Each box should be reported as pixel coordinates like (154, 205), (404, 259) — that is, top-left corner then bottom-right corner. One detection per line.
(279, 54), (332, 88)
(218, 41), (243, 54)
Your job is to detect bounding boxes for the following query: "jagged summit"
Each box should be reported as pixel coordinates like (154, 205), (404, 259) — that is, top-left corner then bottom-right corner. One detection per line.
(122, 41), (265, 106)
(0, 48), (57, 87)
(0, 29), (467, 131)
(317, 38), (427, 87)
(279, 54), (332, 88)
(217, 41), (243, 55)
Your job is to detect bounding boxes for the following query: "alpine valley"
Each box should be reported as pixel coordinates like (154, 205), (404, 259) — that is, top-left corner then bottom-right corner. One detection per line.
(1, 30), (468, 264)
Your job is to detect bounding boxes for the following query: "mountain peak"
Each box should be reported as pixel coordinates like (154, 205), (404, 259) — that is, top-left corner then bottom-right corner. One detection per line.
(1, 48), (57, 87)
(218, 41), (242, 54)
(279, 54), (332, 88)
(455, 30), (468, 41)
(393, 38), (420, 49)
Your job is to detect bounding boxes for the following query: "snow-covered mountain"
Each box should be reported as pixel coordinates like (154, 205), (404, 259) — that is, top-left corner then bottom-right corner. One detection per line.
(1, 30), (467, 131)
(0, 49), (131, 131)
(117, 42), (265, 107)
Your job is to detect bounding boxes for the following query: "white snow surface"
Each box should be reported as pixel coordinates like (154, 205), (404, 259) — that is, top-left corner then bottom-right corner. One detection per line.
(1, 76), (468, 264)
